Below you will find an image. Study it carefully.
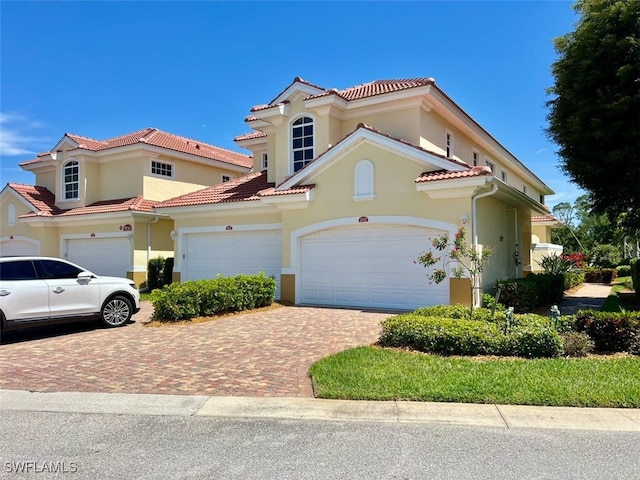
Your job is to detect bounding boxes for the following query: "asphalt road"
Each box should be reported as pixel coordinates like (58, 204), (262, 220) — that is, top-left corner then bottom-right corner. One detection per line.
(1, 410), (639, 480)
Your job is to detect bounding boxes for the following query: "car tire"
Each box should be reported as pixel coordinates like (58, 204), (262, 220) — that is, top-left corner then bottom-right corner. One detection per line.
(101, 295), (133, 327)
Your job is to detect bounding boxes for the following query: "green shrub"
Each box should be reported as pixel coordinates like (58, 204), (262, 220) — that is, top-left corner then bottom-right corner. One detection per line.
(562, 332), (594, 357)
(631, 257), (640, 296)
(583, 268), (617, 284)
(564, 271), (585, 290)
(616, 265), (631, 277)
(505, 323), (564, 358)
(629, 335), (640, 356)
(147, 256), (174, 290)
(150, 273), (276, 321)
(496, 279), (538, 313)
(527, 273), (565, 305)
(379, 312), (562, 358)
(574, 310), (640, 352)
(379, 314), (505, 356)
(589, 244), (622, 269)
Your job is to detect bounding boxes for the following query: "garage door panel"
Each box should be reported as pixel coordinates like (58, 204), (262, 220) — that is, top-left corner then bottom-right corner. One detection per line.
(300, 224), (448, 310)
(0, 240), (40, 256)
(66, 237), (130, 278)
(185, 230), (282, 298)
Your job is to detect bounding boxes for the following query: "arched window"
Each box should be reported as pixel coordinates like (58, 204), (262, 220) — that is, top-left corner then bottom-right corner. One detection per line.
(63, 160), (79, 200)
(291, 116), (314, 172)
(7, 203), (16, 226)
(353, 159), (375, 201)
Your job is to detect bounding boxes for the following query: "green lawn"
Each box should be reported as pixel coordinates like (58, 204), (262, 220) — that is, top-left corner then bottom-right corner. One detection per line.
(601, 276), (635, 312)
(309, 346), (640, 407)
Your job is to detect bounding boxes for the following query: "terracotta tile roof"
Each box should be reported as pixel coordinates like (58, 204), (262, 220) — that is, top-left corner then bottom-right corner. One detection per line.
(251, 100), (289, 113)
(8, 183), (60, 216)
(21, 128), (252, 169)
(8, 183), (156, 218)
(155, 172), (274, 208)
(415, 166), (493, 183)
(258, 185), (315, 197)
(532, 214), (561, 223)
(234, 131), (268, 142)
(267, 76), (327, 105)
(308, 78), (436, 102)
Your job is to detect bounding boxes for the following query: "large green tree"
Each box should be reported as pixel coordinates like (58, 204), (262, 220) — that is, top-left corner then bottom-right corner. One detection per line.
(546, 0), (640, 229)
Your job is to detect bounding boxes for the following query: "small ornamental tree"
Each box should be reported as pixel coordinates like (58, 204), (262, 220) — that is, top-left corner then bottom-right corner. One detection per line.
(416, 226), (493, 316)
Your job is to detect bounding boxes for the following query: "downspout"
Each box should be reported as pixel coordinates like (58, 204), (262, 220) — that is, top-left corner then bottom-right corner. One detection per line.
(471, 181), (499, 307)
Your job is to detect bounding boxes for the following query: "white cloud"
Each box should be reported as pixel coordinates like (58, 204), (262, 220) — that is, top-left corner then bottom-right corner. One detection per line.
(0, 113), (49, 156)
(536, 148), (548, 155)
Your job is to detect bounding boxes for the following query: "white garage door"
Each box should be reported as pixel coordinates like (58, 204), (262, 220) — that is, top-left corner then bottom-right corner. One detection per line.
(66, 237), (130, 278)
(184, 230), (282, 297)
(0, 239), (40, 256)
(300, 224), (449, 310)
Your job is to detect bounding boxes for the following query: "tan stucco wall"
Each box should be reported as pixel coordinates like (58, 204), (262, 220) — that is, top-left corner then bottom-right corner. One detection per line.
(342, 107), (422, 146)
(279, 142), (470, 268)
(0, 194), (58, 256)
(170, 211), (282, 230)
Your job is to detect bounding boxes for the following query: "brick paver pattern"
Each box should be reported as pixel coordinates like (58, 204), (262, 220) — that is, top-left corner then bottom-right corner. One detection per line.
(0, 303), (390, 397)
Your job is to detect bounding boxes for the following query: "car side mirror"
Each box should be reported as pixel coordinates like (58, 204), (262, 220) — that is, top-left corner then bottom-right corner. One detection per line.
(77, 271), (93, 280)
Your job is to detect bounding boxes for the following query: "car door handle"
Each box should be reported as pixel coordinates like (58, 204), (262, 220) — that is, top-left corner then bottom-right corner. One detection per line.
(0, 290), (10, 296)
(52, 287), (65, 294)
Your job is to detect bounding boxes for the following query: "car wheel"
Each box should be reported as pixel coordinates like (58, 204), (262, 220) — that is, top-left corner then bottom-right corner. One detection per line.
(101, 295), (133, 327)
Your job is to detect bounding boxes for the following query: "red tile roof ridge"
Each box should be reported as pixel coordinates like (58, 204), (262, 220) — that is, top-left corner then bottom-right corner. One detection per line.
(259, 184), (315, 197)
(305, 77), (436, 102)
(414, 167), (493, 183)
(155, 171), (273, 208)
(251, 100), (290, 113)
(265, 76), (328, 106)
(532, 214), (561, 223)
(234, 131), (268, 142)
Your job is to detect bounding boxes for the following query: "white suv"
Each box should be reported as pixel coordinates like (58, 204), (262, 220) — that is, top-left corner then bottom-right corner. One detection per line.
(0, 256), (140, 332)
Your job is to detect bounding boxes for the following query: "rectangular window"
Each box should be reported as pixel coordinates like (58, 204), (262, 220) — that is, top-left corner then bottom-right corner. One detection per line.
(445, 131), (453, 158)
(472, 150), (479, 167)
(501, 170), (508, 182)
(222, 175), (231, 183)
(485, 159), (495, 173)
(151, 161), (173, 178)
(261, 153), (268, 170)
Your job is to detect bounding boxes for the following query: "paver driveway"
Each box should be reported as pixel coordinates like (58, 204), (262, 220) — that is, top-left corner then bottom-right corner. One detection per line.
(0, 303), (390, 397)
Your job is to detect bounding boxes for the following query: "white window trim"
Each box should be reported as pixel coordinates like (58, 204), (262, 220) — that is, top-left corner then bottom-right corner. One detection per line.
(261, 152), (268, 171)
(353, 159), (375, 201)
(445, 130), (454, 158)
(150, 159), (175, 179)
(289, 113), (315, 174)
(485, 157), (495, 173)
(472, 149), (480, 167)
(61, 159), (80, 202)
(7, 203), (16, 226)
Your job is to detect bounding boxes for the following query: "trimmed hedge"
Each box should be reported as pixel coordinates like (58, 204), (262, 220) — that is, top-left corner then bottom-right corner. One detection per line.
(574, 310), (640, 352)
(583, 268), (617, 284)
(564, 271), (585, 290)
(147, 256), (174, 290)
(150, 273), (276, 321)
(616, 265), (632, 277)
(379, 311), (563, 358)
(496, 272), (585, 313)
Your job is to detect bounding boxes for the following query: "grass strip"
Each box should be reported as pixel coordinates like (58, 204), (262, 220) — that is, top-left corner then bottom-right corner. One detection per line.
(309, 346), (640, 407)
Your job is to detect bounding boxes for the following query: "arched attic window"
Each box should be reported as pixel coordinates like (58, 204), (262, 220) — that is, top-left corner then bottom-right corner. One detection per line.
(7, 203), (16, 226)
(353, 159), (375, 201)
(291, 116), (314, 173)
(63, 160), (79, 200)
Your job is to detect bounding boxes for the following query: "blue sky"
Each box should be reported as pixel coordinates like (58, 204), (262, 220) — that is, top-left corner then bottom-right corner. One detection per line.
(0, 1), (581, 209)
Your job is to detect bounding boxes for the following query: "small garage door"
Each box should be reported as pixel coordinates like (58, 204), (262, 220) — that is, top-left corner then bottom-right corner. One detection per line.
(0, 239), (40, 256)
(66, 237), (130, 278)
(184, 230), (282, 297)
(300, 224), (449, 310)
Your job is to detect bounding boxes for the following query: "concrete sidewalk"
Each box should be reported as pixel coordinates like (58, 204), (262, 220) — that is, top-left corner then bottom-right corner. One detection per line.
(557, 282), (612, 315)
(1, 389), (639, 432)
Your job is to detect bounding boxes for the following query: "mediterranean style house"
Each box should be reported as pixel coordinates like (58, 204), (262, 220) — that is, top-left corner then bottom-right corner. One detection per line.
(0, 128), (252, 286)
(153, 77), (556, 309)
(2, 77), (561, 308)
